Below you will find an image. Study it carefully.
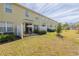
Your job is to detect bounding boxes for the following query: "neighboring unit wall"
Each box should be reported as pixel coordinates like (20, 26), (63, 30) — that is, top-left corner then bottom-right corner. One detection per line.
(47, 18), (58, 29)
(29, 10), (58, 30)
(27, 9), (58, 30)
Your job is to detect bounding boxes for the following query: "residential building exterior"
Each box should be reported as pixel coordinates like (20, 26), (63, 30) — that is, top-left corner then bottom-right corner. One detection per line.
(0, 3), (58, 38)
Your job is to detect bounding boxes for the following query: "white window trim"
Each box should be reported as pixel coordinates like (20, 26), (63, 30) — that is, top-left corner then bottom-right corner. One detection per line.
(0, 21), (13, 33)
(7, 22), (13, 32)
(5, 22), (7, 32)
(25, 10), (29, 17)
(4, 3), (12, 13)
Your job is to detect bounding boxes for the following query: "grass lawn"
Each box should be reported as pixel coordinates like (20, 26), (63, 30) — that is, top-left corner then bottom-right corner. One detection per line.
(0, 30), (79, 56)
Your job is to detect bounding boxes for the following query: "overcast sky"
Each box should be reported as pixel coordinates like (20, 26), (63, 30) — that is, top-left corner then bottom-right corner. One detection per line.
(21, 3), (79, 24)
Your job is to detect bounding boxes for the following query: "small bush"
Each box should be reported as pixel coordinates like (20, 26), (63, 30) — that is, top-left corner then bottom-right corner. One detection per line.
(33, 30), (47, 35)
(3, 32), (14, 35)
(6, 34), (16, 41)
(38, 30), (47, 35)
(47, 28), (56, 32)
(33, 30), (39, 33)
(0, 34), (16, 43)
(0, 35), (8, 42)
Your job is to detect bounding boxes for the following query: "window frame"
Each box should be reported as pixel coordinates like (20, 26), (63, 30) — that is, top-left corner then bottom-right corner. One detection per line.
(0, 22), (13, 33)
(25, 10), (29, 17)
(4, 3), (12, 13)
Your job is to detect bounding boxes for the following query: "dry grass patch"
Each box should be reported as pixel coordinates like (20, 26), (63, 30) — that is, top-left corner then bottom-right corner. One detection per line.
(0, 30), (79, 56)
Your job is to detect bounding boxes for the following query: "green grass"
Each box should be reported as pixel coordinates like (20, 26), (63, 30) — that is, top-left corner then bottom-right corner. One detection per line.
(0, 30), (79, 56)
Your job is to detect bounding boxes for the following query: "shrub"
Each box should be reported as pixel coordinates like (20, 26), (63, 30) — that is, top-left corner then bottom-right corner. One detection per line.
(38, 30), (47, 35)
(33, 30), (39, 33)
(3, 32), (14, 35)
(6, 34), (16, 41)
(0, 35), (9, 42)
(47, 28), (56, 32)
(33, 30), (47, 35)
(0, 34), (16, 43)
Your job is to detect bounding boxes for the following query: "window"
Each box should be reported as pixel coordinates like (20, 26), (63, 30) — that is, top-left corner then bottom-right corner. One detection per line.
(34, 25), (38, 30)
(49, 25), (52, 27)
(0, 27), (6, 33)
(42, 23), (46, 27)
(4, 3), (12, 13)
(35, 17), (39, 19)
(42, 25), (45, 27)
(7, 27), (13, 32)
(0, 22), (13, 33)
(25, 11), (29, 17)
(0, 22), (6, 33)
(7, 22), (13, 32)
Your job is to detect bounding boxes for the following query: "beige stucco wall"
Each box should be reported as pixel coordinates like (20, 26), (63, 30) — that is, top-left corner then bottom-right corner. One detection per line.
(26, 11), (41, 25)
(0, 3), (26, 37)
(0, 3), (3, 21)
(0, 3), (58, 36)
(2, 4), (24, 25)
(46, 18), (58, 29)
(27, 9), (58, 29)
(29, 10), (58, 29)
(0, 3), (58, 28)
(0, 3), (58, 38)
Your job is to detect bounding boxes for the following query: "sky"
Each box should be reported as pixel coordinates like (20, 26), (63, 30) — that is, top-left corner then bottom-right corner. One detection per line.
(21, 3), (79, 24)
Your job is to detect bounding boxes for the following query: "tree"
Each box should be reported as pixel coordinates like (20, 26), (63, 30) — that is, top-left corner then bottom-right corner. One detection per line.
(56, 23), (63, 38)
(63, 23), (69, 30)
(56, 23), (62, 34)
(76, 23), (79, 33)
